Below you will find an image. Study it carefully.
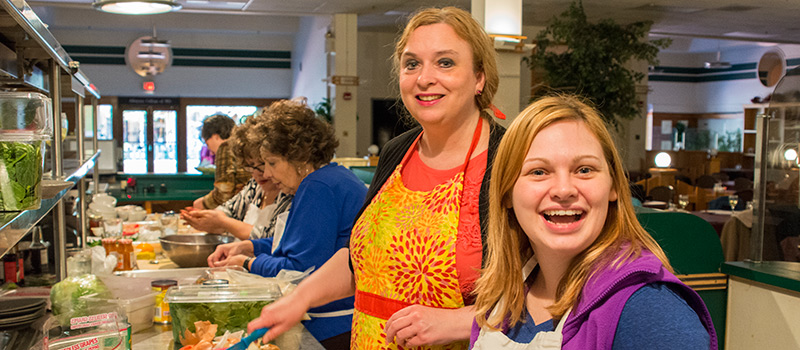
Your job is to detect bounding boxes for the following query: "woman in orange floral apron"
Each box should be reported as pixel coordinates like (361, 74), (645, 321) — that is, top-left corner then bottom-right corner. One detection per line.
(248, 7), (504, 349)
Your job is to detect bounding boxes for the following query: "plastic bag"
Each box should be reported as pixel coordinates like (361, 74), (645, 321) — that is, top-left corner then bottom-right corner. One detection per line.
(226, 267), (314, 295)
(50, 274), (113, 322)
(91, 246), (117, 275)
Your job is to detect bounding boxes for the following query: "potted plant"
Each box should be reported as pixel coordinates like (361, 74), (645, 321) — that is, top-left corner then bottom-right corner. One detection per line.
(526, 0), (671, 129)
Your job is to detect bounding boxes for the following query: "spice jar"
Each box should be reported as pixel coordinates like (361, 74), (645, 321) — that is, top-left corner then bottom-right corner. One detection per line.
(152, 279), (178, 323)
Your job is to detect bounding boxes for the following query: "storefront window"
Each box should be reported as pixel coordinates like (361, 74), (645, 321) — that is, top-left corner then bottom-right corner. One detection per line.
(153, 110), (177, 174)
(122, 110), (147, 173)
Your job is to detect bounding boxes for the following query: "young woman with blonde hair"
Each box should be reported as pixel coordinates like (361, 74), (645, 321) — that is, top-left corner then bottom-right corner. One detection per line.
(471, 95), (716, 349)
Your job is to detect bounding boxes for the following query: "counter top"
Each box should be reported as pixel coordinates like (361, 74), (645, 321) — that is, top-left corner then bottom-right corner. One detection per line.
(132, 322), (325, 350)
(126, 259), (325, 349)
(722, 261), (800, 293)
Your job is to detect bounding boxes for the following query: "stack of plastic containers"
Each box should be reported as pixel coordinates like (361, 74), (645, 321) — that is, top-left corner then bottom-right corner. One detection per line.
(0, 92), (52, 211)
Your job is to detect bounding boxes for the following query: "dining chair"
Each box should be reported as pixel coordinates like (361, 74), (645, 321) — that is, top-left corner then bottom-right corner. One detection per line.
(649, 185), (674, 203)
(712, 172), (730, 183)
(695, 175), (718, 189)
(733, 177), (754, 192)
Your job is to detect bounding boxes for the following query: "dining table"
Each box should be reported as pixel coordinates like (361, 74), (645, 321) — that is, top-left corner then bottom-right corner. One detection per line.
(690, 210), (734, 236)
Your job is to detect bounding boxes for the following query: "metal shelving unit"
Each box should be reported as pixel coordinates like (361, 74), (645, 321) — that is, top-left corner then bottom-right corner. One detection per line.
(0, 0), (100, 280)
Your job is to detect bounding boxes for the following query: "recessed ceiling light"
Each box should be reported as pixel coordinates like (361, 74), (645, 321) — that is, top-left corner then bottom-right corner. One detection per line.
(93, 0), (182, 15)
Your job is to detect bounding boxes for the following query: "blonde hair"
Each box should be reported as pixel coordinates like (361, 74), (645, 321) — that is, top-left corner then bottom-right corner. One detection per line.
(473, 95), (672, 329)
(392, 7), (499, 112)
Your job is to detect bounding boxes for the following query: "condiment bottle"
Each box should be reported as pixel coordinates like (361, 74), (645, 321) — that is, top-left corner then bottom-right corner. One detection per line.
(28, 227), (50, 274)
(3, 247), (24, 286)
(152, 280), (178, 323)
(120, 239), (136, 271)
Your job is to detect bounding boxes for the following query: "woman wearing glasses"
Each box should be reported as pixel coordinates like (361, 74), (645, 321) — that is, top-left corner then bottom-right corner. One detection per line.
(207, 99), (367, 348)
(181, 114), (292, 240)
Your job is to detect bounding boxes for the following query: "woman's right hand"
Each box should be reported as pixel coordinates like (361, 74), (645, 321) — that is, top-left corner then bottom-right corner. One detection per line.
(207, 240), (253, 267)
(181, 209), (227, 233)
(247, 292), (310, 344)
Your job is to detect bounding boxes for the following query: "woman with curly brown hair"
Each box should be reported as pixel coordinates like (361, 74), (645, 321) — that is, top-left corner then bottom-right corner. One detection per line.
(207, 99), (366, 348)
(180, 114), (290, 240)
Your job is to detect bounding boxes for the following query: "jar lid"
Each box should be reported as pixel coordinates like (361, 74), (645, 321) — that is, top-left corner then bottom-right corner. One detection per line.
(201, 279), (229, 286)
(152, 279), (178, 287)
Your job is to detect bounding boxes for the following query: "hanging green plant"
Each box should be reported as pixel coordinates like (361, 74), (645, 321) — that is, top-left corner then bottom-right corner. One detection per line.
(314, 97), (332, 123)
(525, 0), (671, 129)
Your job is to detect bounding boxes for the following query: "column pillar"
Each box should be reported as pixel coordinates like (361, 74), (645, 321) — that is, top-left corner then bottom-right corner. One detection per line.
(331, 13), (358, 157)
(471, 0), (525, 127)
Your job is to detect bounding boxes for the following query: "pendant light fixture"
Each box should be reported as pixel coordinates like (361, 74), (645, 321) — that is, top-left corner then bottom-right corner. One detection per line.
(704, 43), (731, 69)
(93, 0), (181, 15)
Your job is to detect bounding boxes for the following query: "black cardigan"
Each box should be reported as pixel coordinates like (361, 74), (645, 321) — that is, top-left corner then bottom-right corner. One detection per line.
(351, 121), (506, 267)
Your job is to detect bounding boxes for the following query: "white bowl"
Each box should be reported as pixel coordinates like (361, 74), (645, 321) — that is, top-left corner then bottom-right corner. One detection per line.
(115, 206), (132, 221)
(89, 202), (114, 213)
(93, 193), (117, 207)
(128, 209), (147, 222)
(97, 209), (117, 220)
(90, 227), (105, 237)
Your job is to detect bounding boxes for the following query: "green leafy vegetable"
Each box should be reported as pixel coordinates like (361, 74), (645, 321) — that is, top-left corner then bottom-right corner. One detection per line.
(0, 141), (42, 211)
(50, 274), (113, 318)
(170, 300), (272, 340)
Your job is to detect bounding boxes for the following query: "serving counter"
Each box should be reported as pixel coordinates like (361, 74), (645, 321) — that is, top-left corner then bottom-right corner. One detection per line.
(721, 261), (800, 350)
(109, 173), (215, 213)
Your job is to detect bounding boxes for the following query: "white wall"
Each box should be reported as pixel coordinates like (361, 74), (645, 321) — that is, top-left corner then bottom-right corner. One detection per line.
(356, 31), (400, 156)
(650, 44), (800, 115)
(36, 6), (297, 98)
(292, 15), (332, 104)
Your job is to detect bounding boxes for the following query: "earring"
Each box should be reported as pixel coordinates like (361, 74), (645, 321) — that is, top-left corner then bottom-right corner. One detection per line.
(476, 89), (483, 96)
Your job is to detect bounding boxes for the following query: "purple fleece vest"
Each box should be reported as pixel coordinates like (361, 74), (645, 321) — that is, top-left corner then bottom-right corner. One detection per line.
(561, 250), (718, 350)
(469, 250), (718, 349)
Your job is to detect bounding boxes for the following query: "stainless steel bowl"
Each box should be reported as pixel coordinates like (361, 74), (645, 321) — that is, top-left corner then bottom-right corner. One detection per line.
(159, 234), (235, 268)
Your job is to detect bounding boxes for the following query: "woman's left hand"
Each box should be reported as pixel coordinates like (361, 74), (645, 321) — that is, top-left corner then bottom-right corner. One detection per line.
(214, 253), (248, 269)
(384, 304), (475, 347)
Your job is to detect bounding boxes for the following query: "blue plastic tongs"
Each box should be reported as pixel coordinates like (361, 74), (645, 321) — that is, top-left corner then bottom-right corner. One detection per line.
(227, 328), (269, 350)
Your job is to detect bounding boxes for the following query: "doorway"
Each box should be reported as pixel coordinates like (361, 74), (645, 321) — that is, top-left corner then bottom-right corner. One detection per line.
(121, 104), (179, 173)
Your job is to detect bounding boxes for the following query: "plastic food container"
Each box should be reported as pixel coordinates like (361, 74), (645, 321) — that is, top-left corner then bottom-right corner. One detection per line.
(83, 291), (157, 333)
(0, 92), (52, 211)
(165, 283), (281, 344)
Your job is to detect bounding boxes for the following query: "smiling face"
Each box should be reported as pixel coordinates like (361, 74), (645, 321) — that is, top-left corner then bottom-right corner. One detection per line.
(398, 23), (485, 127)
(511, 120), (618, 261)
(260, 151), (305, 195)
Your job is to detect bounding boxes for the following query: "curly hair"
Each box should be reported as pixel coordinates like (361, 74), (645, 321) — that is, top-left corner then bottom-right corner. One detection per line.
(229, 114), (262, 162)
(201, 113), (236, 140)
(249, 100), (339, 168)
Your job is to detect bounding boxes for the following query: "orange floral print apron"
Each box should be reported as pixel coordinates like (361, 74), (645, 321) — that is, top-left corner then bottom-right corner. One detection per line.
(350, 120), (483, 350)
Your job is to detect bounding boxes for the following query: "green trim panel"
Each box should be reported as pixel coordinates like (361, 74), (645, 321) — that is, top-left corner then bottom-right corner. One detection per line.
(71, 56), (126, 65)
(722, 261), (800, 293)
(172, 48), (290, 59)
(653, 63), (756, 75)
(63, 45), (126, 55)
(649, 72), (755, 83)
(786, 58), (800, 66)
(64, 45), (292, 69)
(172, 58), (290, 69)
